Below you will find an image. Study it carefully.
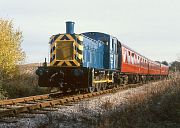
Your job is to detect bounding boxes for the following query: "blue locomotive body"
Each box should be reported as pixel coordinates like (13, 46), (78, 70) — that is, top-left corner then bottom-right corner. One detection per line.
(83, 32), (120, 70)
(81, 35), (105, 69)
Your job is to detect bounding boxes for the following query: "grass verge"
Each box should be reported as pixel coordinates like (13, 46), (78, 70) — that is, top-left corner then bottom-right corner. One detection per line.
(97, 73), (180, 128)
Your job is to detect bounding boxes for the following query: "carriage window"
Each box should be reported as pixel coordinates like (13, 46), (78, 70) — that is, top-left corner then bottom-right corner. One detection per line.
(143, 59), (145, 66)
(132, 53), (134, 57)
(131, 53), (134, 64)
(134, 54), (137, 64)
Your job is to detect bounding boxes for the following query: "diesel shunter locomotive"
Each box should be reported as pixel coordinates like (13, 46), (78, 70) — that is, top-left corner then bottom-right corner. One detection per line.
(36, 21), (169, 92)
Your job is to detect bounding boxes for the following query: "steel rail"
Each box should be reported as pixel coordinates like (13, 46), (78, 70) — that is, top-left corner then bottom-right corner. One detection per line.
(0, 83), (142, 118)
(0, 94), (49, 106)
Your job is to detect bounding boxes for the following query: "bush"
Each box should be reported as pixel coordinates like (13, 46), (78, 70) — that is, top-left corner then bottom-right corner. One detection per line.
(2, 72), (49, 98)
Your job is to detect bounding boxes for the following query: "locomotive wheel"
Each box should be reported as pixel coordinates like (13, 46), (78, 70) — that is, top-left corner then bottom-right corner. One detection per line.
(50, 87), (58, 93)
(73, 89), (81, 94)
(95, 83), (101, 92)
(123, 76), (128, 85)
(62, 88), (68, 93)
(101, 83), (107, 90)
(114, 83), (119, 88)
(88, 87), (95, 93)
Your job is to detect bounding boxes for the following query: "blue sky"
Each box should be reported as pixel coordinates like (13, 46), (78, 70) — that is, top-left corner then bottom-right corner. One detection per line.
(0, 0), (180, 63)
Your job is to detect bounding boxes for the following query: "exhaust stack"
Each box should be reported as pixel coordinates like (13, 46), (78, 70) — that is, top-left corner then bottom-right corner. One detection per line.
(66, 21), (75, 34)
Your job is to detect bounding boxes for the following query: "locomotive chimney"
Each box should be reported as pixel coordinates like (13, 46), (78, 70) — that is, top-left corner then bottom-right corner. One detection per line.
(66, 21), (75, 34)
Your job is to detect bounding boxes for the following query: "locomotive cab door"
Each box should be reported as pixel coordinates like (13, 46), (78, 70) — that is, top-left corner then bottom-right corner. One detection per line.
(117, 41), (122, 70)
(109, 37), (118, 69)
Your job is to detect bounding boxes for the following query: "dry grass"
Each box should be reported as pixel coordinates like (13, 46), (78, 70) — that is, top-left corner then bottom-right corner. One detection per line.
(101, 99), (114, 110)
(97, 73), (180, 128)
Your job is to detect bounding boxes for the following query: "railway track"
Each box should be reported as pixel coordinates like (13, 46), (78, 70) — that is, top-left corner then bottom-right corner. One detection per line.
(0, 83), (143, 118)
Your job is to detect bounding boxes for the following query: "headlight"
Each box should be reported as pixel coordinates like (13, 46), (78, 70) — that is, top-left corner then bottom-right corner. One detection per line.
(36, 68), (44, 76)
(72, 69), (84, 77)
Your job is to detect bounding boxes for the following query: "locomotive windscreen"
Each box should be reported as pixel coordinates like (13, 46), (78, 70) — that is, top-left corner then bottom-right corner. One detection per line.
(56, 41), (73, 60)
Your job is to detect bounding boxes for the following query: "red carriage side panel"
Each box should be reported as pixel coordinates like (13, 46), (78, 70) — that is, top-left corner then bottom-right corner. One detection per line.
(160, 64), (169, 75)
(149, 60), (161, 75)
(120, 44), (168, 76)
(121, 45), (148, 74)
